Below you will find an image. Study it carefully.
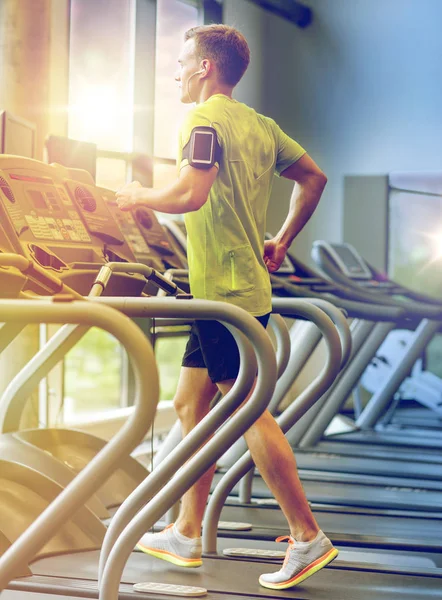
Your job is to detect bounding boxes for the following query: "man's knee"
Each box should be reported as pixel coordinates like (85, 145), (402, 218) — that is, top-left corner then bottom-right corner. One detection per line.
(173, 394), (191, 420)
(173, 393), (211, 423)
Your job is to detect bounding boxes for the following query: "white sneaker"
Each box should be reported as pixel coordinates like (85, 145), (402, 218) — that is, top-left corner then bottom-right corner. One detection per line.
(259, 530), (338, 589)
(137, 523), (202, 568)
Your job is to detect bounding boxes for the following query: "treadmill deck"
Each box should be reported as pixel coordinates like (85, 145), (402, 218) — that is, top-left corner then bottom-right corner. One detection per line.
(6, 549), (442, 600)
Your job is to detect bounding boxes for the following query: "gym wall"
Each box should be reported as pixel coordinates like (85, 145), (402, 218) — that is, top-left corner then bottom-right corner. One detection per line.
(225, 0), (442, 264)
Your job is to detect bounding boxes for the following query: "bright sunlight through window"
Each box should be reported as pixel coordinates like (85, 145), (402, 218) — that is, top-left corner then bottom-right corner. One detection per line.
(68, 0), (135, 152)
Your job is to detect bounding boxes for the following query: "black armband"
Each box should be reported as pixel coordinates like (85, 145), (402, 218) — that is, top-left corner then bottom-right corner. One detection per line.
(182, 126), (222, 169)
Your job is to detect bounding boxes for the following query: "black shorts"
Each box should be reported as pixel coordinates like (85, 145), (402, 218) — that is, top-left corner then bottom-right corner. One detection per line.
(182, 313), (271, 384)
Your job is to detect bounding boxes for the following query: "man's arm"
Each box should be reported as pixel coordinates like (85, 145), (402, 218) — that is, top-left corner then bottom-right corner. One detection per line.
(264, 153), (327, 273)
(116, 164), (218, 214)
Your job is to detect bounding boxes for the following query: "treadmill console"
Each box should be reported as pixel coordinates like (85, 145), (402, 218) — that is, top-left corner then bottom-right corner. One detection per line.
(0, 157), (144, 296)
(321, 242), (372, 280)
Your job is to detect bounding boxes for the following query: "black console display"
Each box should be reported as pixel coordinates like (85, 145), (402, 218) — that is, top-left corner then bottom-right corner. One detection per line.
(328, 243), (372, 279)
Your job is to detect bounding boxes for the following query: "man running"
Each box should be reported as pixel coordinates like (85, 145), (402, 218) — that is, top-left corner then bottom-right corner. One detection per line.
(116, 24), (336, 590)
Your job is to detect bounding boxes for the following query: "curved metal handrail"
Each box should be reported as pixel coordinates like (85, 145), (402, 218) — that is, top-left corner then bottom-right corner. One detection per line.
(97, 298), (277, 600)
(0, 298), (159, 591)
(93, 300), (259, 582)
(219, 297), (350, 471)
(203, 298), (342, 553)
(300, 297), (352, 368)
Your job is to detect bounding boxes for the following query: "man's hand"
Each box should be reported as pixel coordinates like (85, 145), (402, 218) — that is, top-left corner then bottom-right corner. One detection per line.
(116, 180), (143, 211)
(263, 238), (288, 273)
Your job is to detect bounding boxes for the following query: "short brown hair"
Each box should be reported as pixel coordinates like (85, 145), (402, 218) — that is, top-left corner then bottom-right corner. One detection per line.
(185, 24), (250, 87)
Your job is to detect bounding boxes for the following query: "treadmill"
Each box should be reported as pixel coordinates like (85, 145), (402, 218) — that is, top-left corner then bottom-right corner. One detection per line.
(2, 296), (441, 599)
(0, 157), (157, 514)
(220, 249), (442, 480)
(303, 240), (442, 450)
(0, 157), (378, 596)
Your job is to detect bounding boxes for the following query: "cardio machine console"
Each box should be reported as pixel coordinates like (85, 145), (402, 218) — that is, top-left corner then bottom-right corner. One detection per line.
(319, 242), (373, 280)
(0, 157), (145, 295)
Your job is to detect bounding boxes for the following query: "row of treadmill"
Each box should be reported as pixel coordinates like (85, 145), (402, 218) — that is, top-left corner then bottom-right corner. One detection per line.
(0, 154), (441, 599)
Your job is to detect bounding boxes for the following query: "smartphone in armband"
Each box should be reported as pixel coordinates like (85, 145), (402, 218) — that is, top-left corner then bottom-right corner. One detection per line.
(183, 126), (221, 169)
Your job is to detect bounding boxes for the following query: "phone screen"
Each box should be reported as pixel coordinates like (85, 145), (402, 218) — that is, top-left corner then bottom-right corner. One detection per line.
(193, 132), (214, 162)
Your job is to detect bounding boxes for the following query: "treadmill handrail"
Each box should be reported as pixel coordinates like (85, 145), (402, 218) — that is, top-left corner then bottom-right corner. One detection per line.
(219, 312), (326, 470)
(0, 261), (183, 434)
(94, 300), (259, 582)
(92, 261), (186, 296)
(236, 296), (351, 503)
(298, 298), (352, 369)
(0, 298), (159, 592)
(297, 320), (393, 447)
(270, 273), (406, 321)
(202, 297), (342, 554)
(312, 241), (442, 320)
(97, 298), (278, 599)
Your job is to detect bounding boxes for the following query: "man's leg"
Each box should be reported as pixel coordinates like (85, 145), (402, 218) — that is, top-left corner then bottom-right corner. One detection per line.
(217, 380), (318, 541)
(137, 366), (218, 566)
(217, 380), (338, 590)
(173, 366), (218, 538)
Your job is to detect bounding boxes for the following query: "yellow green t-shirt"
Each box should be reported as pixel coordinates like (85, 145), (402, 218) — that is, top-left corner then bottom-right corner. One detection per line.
(178, 94), (305, 316)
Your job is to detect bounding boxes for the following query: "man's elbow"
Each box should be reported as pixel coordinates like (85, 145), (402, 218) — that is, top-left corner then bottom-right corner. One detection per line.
(316, 170), (327, 190)
(299, 170), (327, 192)
(186, 190), (208, 212)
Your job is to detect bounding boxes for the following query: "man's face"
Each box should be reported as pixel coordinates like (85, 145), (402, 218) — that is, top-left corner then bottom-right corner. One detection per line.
(175, 38), (202, 104)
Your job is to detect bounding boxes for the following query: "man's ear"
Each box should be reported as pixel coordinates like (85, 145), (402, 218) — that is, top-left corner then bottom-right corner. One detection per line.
(200, 59), (211, 76)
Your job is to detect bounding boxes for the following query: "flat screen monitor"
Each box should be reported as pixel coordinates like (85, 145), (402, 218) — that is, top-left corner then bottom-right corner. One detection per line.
(0, 110), (36, 158)
(45, 135), (97, 182)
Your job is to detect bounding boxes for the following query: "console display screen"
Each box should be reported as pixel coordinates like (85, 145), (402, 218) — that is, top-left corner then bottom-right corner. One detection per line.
(334, 245), (366, 273)
(28, 190), (48, 210)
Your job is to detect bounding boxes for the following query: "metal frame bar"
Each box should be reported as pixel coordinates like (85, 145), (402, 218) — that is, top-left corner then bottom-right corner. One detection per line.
(202, 297), (342, 553)
(0, 298), (159, 591)
(297, 321), (393, 448)
(357, 319), (442, 429)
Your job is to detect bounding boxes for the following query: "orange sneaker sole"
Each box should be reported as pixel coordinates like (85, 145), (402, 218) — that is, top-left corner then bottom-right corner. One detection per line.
(136, 543), (203, 568)
(259, 547), (339, 590)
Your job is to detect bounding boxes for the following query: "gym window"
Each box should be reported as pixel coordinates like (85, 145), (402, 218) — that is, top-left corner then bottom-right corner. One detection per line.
(59, 0), (201, 428)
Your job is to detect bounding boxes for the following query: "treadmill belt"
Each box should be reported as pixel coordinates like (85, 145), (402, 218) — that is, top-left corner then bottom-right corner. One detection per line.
(293, 451), (442, 482)
(219, 503), (442, 556)
(328, 431), (442, 449)
(213, 472), (442, 512)
(312, 441), (442, 463)
(18, 549), (442, 599)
